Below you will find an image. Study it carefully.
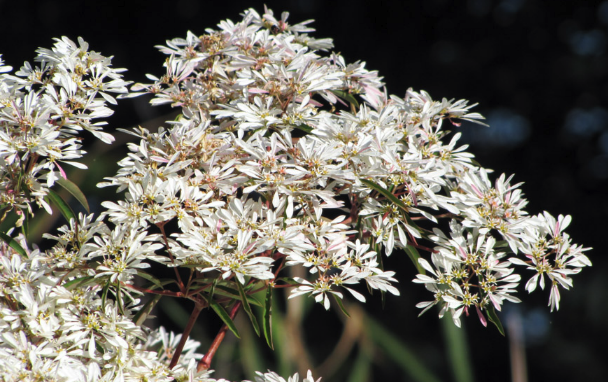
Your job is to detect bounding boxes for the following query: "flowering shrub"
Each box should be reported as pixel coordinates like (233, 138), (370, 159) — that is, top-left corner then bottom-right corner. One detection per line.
(0, 6), (592, 381)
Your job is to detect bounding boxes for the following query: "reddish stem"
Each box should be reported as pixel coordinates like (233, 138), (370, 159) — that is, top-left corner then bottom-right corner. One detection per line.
(121, 282), (184, 297)
(197, 301), (242, 372)
(409, 242), (438, 254)
(156, 221), (186, 291)
(169, 302), (204, 370)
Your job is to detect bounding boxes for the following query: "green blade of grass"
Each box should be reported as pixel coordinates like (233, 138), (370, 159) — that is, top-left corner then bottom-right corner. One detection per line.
(366, 314), (441, 382)
(441, 314), (475, 382)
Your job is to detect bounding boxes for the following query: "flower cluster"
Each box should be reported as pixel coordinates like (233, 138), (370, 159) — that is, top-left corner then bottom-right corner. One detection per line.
(122, 6), (590, 326)
(0, 220), (214, 381)
(0, 37), (128, 223)
(109, 7), (401, 309)
(0, 5), (592, 382)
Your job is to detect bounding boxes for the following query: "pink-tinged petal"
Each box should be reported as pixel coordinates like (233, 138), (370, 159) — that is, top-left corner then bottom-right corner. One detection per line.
(548, 284), (561, 312)
(457, 246), (467, 259)
(470, 184), (484, 198)
(489, 294), (502, 311)
(150, 156), (169, 163)
(476, 306), (488, 327)
(248, 88), (269, 94)
(56, 162), (67, 179)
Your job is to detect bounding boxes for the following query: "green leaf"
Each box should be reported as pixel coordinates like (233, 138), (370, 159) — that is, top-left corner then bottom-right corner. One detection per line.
(56, 177), (90, 213)
(331, 89), (360, 109)
(276, 277), (299, 286)
(332, 294), (350, 318)
(136, 271), (164, 289)
(115, 281), (124, 315)
(263, 284), (273, 349)
(486, 306), (505, 336)
(21, 213), (29, 239)
(45, 189), (75, 222)
(404, 245), (426, 275)
(359, 178), (420, 230)
(0, 231), (28, 258)
(133, 294), (162, 326)
(237, 280), (260, 337)
(101, 280), (111, 310)
(295, 124), (313, 134)
(214, 284), (263, 307)
(209, 278), (218, 300)
(209, 298), (240, 339)
(63, 276), (95, 290)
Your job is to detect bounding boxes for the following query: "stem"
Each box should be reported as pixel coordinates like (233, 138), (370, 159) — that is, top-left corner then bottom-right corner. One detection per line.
(410, 212), (457, 221)
(273, 255), (286, 279)
(121, 282), (184, 297)
(169, 302), (204, 370)
(197, 301), (242, 372)
(156, 221), (185, 291)
(409, 242), (437, 254)
(189, 280), (215, 296)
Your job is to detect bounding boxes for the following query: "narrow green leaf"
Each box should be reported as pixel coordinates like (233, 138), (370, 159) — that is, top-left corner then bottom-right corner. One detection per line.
(101, 280), (111, 310)
(295, 124), (313, 134)
(214, 285), (263, 307)
(133, 294), (162, 326)
(404, 245), (426, 274)
(361, 178), (405, 209)
(209, 278), (218, 300)
(486, 306), (505, 336)
(360, 178), (420, 230)
(63, 276), (95, 290)
(332, 294), (350, 317)
(45, 189), (75, 222)
(0, 231), (28, 258)
(211, 285), (241, 302)
(331, 89), (360, 109)
(21, 213), (29, 240)
(115, 281), (124, 315)
(136, 271), (163, 289)
(494, 240), (511, 250)
(237, 280), (260, 337)
(263, 284), (273, 349)
(56, 177), (90, 213)
(209, 298), (240, 339)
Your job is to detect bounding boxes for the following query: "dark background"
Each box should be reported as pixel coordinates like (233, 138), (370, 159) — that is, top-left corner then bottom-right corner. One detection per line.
(1, 0), (607, 381)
